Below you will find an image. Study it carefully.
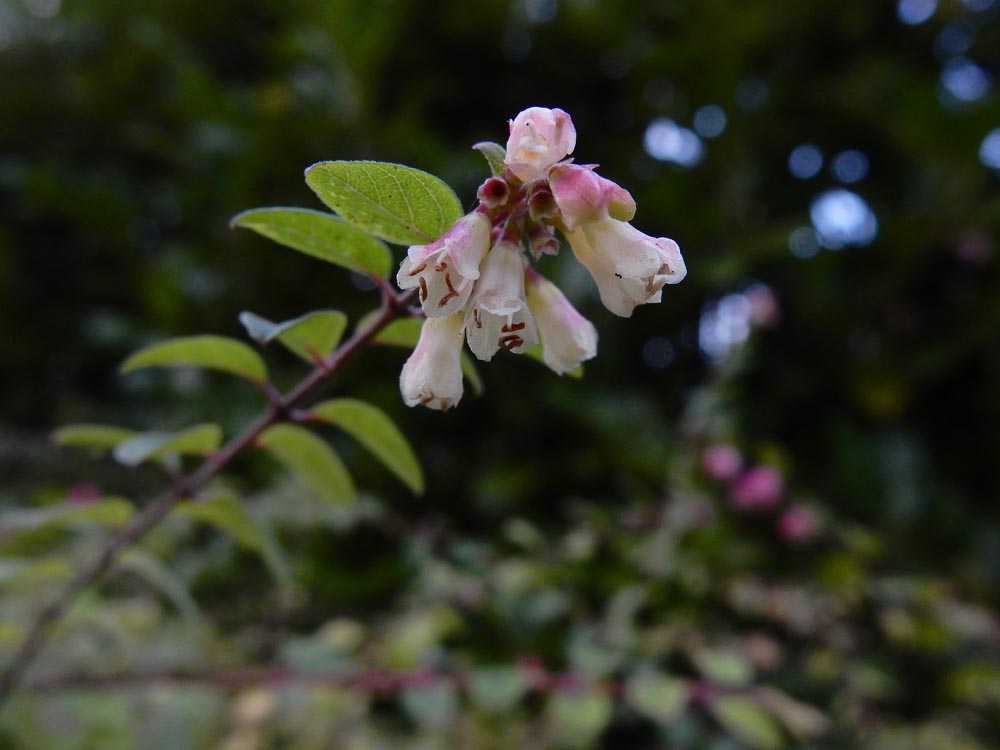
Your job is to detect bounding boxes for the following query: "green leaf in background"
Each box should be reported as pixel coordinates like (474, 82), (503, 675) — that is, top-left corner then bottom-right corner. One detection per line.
(472, 141), (507, 177)
(625, 670), (688, 725)
(111, 424), (222, 467)
(546, 690), (613, 749)
(116, 549), (202, 624)
(373, 317), (484, 395)
(257, 424), (355, 507)
(304, 160), (463, 245)
(177, 494), (293, 591)
(309, 398), (424, 495)
(51, 424), (136, 452)
(468, 666), (527, 712)
(0, 498), (135, 537)
(691, 647), (755, 688)
(231, 207), (392, 278)
(239, 309), (348, 363)
(121, 335), (268, 384)
(400, 681), (459, 731)
(710, 696), (784, 749)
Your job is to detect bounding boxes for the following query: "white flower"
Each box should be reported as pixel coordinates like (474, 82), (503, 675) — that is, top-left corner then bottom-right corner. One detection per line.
(525, 271), (598, 375)
(566, 219), (686, 317)
(397, 212), (491, 318)
(399, 314), (466, 410)
(505, 107), (577, 182)
(464, 241), (538, 361)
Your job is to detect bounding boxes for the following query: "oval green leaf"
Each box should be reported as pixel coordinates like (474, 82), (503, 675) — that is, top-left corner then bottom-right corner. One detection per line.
(308, 398), (424, 495)
(305, 161), (463, 245)
(111, 424), (222, 467)
(121, 335), (268, 384)
(0, 497), (135, 537)
(710, 696), (785, 749)
(52, 424), (136, 451)
(372, 317), (484, 396)
(257, 424), (355, 507)
(239, 309), (348, 363)
(232, 207), (391, 278)
(177, 494), (293, 591)
(546, 690), (613, 748)
(472, 141), (507, 178)
(625, 670), (688, 725)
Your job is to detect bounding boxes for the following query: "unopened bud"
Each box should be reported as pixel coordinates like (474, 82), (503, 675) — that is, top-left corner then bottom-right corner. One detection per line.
(528, 183), (557, 221)
(477, 176), (510, 208)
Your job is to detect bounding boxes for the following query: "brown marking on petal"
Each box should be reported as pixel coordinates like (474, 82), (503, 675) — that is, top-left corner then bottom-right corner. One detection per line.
(434, 260), (448, 272)
(418, 276), (428, 302)
(499, 334), (524, 350)
(420, 395), (434, 406)
(501, 321), (526, 332)
(473, 308), (482, 329)
(614, 273), (623, 279)
(437, 273), (460, 308)
(408, 261), (428, 276)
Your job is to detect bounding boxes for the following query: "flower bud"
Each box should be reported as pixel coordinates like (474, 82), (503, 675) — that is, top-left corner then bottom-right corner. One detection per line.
(477, 177), (510, 209)
(525, 271), (598, 375)
(729, 465), (784, 512)
(549, 163), (636, 230)
(505, 107), (576, 182)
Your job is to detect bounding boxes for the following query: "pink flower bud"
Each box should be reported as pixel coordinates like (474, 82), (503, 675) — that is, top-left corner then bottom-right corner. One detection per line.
(525, 270), (598, 375)
(505, 107), (576, 182)
(777, 504), (819, 544)
(549, 163), (636, 231)
(701, 443), (743, 483)
(730, 465), (784, 511)
(477, 177), (510, 208)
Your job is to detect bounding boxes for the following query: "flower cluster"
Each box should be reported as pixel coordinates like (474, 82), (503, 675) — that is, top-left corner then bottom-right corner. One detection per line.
(399, 107), (687, 410)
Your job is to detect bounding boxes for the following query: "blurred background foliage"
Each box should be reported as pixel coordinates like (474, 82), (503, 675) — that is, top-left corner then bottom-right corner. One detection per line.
(2, 0), (1000, 747)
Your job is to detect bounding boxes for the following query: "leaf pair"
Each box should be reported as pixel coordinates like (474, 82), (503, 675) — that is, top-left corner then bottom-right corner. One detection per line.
(232, 161), (465, 279)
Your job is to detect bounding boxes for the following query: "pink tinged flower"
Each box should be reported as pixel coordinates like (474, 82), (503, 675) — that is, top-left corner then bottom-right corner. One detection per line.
(396, 212), (491, 318)
(729, 465), (784, 512)
(566, 219), (686, 317)
(549, 163), (636, 231)
(505, 107), (577, 182)
(777, 504), (819, 544)
(464, 241), (538, 362)
(399, 314), (465, 410)
(525, 271), (598, 375)
(701, 443), (743, 483)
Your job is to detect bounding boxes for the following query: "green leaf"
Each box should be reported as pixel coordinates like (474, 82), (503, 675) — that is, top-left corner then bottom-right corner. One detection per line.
(624, 670), (688, 725)
(177, 494), (293, 590)
(111, 424), (222, 467)
(710, 696), (784, 749)
(239, 310), (348, 363)
(121, 335), (268, 384)
(117, 550), (202, 623)
(691, 647), (755, 688)
(400, 682), (459, 731)
(0, 498), (135, 536)
(257, 424), (355, 506)
(52, 424), (135, 451)
(373, 317), (484, 396)
(523, 343), (584, 378)
(468, 666), (527, 712)
(231, 207), (391, 278)
(305, 160), (463, 245)
(546, 691), (613, 749)
(308, 399), (424, 495)
(472, 141), (507, 177)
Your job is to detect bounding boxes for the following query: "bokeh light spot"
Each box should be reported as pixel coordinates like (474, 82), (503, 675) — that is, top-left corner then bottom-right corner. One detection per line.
(643, 118), (704, 167)
(831, 149), (870, 183)
(980, 128), (1000, 169)
(789, 144), (823, 179)
(693, 105), (727, 138)
(810, 189), (878, 249)
(897, 0), (937, 25)
(940, 58), (992, 103)
(642, 337), (676, 369)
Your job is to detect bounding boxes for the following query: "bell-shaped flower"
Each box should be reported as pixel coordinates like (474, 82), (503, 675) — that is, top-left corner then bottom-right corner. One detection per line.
(399, 314), (465, 410)
(397, 212), (491, 318)
(525, 271), (598, 375)
(566, 219), (686, 317)
(505, 107), (576, 183)
(464, 241), (538, 361)
(549, 163), (636, 231)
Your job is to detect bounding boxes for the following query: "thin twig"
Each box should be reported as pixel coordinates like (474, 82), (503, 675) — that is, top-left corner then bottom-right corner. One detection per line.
(0, 288), (417, 710)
